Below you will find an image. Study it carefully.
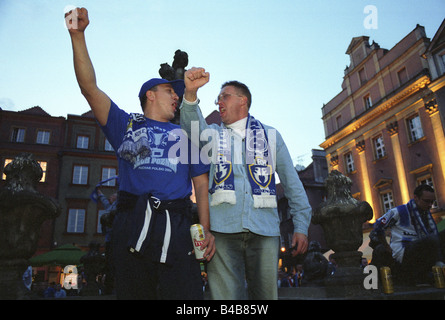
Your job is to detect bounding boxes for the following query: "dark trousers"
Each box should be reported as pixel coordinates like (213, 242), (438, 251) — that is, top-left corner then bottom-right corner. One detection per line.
(111, 196), (203, 300)
(401, 230), (445, 282)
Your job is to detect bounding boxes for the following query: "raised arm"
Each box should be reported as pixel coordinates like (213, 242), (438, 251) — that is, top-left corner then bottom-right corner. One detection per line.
(180, 67), (218, 151)
(65, 8), (110, 126)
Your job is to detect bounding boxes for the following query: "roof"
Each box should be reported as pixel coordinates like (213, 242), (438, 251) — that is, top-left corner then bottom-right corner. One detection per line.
(345, 36), (370, 54)
(205, 110), (221, 125)
(19, 106), (51, 116)
(425, 18), (445, 53)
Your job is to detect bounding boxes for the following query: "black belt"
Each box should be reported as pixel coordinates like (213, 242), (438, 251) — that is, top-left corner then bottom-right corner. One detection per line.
(117, 191), (191, 212)
(148, 195), (191, 211)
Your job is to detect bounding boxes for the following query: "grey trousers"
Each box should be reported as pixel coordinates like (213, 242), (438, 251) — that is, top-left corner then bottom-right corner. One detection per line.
(207, 231), (279, 300)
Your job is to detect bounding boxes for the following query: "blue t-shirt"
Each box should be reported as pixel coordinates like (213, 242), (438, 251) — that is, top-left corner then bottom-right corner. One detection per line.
(101, 101), (209, 200)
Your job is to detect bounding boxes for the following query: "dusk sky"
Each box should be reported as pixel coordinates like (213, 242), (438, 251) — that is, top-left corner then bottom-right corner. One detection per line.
(1, 0), (444, 166)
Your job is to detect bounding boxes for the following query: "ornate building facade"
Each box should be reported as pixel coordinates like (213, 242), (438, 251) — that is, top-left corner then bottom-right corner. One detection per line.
(320, 22), (445, 227)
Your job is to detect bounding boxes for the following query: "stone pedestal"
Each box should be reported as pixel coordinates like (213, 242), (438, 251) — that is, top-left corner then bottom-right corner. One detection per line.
(324, 251), (368, 297)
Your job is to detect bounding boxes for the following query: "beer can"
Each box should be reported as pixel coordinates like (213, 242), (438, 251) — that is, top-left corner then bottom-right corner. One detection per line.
(432, 266), (445, 288)
(380, 266), (394, 294)
(190, 224), (206, 261)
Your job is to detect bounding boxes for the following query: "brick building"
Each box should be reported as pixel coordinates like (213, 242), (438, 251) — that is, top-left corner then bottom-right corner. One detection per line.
(0, 107), (118, 255)
(54, 110), (118, 249)
(0, 106), (66, 254)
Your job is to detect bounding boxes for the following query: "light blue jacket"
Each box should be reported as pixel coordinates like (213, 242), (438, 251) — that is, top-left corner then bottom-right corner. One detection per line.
(180, 99), (312, 237)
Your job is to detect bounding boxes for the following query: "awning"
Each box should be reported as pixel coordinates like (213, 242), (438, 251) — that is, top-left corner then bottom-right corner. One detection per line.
(29, 244), (86, 266)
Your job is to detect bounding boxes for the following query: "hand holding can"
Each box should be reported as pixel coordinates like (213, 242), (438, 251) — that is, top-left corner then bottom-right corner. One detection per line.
(190, 224), (206, 261)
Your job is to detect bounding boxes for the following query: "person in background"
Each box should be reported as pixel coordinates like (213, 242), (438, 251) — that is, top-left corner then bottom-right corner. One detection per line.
(43, 282), (56, 298)
(373, 184), (445, 284)
(54, 284), (67, 299)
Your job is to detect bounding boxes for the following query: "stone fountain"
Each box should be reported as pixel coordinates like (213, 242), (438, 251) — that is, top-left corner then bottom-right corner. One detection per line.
(0, 153), (60, 299)
(312, 170), (373, 297)
(159, 49), (188, 125)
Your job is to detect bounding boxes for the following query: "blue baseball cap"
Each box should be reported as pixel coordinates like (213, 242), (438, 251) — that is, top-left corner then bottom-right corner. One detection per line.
(138, 78), (185, 99)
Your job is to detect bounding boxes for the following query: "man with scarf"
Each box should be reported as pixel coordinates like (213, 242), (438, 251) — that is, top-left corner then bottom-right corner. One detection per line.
(66, 8), (215, 299)
(373, 184), (445, 284)
(180, 67), (312, 299)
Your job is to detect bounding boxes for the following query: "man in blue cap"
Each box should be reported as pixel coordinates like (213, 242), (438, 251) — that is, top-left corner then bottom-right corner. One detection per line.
(66, 7), (215, 299)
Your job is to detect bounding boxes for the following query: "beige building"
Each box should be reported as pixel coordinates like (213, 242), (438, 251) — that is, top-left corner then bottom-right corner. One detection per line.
(320, 23), (445, 229)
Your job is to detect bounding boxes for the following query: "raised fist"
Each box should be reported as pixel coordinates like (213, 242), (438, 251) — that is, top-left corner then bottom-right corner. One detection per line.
(184, 67), (210, 92)
(65, 7), (89, 33)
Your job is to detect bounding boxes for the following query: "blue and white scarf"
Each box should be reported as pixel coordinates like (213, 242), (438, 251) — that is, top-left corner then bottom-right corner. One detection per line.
(210, 115), (277, 208)
(405, 199), (438, 238)
(117, 113), (151, 164)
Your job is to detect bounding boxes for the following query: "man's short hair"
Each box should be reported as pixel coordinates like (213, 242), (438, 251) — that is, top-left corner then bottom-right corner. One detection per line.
(221, 81), (252, 109)
(139, 86), (158, 111)
(414, 184), (435, 197)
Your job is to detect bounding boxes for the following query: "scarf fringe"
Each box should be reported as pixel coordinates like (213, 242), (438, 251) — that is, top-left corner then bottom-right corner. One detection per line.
(253, 195), (277, 208)
(210, 190), (237, 207)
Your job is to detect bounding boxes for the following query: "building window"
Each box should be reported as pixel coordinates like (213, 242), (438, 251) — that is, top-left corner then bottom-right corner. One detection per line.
(440, 53), (445, 66)
(76, 135), (89, 149)
(72, 165), (88, 185)
(344, 152), (355, 173)
(373, 135), (386, 159)
(36, 130), (51, 144)
(101, 167), (117, 186)
(397, 67), (408, 85)
(418, 176), (434, 188)
(335, 115), (342, 130)
(67, 209), (85, 233)
(381, 191), (395, 213)
(104, 138), (114, 151)
(363, 94), (372, 110)
(358, 68), (367, 85)
(407, 114), (424, 142)
(11, 128), (25, 142)
(438, 53), (445, 72)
